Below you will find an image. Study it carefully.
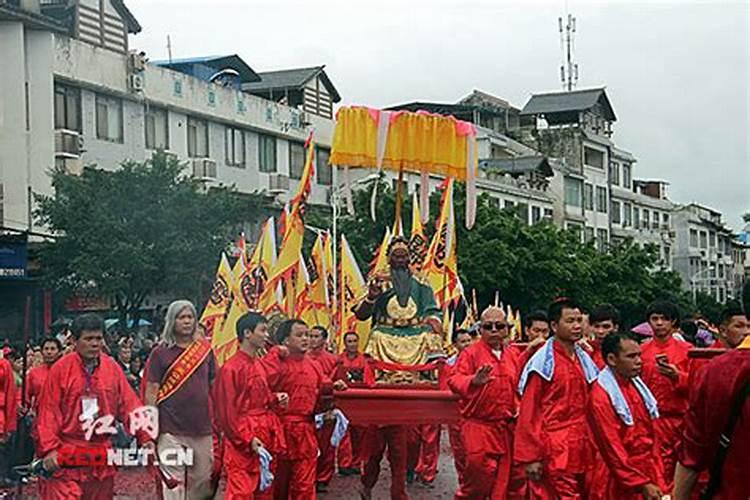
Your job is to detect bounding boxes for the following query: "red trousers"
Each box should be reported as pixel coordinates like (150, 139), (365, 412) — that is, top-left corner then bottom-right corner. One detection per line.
(338, 425), (366, 470)
(316, 423), (335, 484)
(40, 472), (114, 500)
(654, 415), (681, 491)
(456, 420), (513, 500)
(416, 425), (441, 482)
(274, 456), (316, 500)
(448, 423), (466, 486)
(361, 425), (409, 500)
(223, 441), (274, 500)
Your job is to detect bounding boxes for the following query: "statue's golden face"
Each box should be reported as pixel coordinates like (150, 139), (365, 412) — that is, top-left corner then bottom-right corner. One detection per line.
(383, 371), (416, 385)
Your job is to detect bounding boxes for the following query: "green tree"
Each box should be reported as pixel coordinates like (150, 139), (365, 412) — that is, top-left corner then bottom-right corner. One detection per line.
(35, 152), (267, 326)
(308, 178), (690, 328)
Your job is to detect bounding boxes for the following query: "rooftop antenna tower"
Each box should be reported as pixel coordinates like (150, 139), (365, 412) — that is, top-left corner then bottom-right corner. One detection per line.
(166, 35), (173, 64)
(558, 12), (578, 91)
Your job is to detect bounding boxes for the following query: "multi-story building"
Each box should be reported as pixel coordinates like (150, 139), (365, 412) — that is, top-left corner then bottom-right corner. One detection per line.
(0, 0), (340, 335)
(672, 203), (738, 303)
(0, 0), (340, 239)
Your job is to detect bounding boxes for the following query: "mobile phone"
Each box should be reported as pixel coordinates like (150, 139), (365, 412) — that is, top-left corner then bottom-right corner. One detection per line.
(655, 354), (669, 365)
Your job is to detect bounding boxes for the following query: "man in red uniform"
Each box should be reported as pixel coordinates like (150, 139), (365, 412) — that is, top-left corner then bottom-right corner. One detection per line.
(307, 326), (339, 492)
(334, 331), (373, 476)
(36, 314), (154, 499)
(587, 304), (620, 369)
(0, 351), (17, 486)
(674, 334), (750, 500)
(26, 337), (62, 450)
(264, 319), (344, 500)
(449, 306), (521, 499)
(144, 300), (217, 500)
(514, 298), (599, 499)
(443, 328), (473, 488)
(587, 332), (665, 500)
(640, 300), (691, 491)
(213, 312), (287, 499)
(514, 310), (550, 370)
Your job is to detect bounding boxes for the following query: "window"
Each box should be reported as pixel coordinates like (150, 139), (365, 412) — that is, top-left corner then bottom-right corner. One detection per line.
(596, 228), (608, 251)
(709, 232), (716, 248)
(504, 200), (516, 209)
(258, 134), (277, 172)
(531, 206), (541, 224)
(611, 200), (621, 224)
(54, 84), (81, 132)
(516, 203), (529, 224)
(145, 105), (169, 150)
(225, 127), (246, 167)
(651, 211), (659, 230)
(623, 202), (632, 227)
(634, 207), (640, 229)
(317, 147), (332, 185)
(595, 186), (607, 213)
(643, 210), (650, 229)
(700, 231), (708, 249)
(690, 229), (698, 247)
(187, 117), (209, 158)
(584, 226), (595, 243)
(622, 163), (632, 189)
(567, 223), (583, 242)
(584, 146), (604, 169)
(663, 245), (671, 265)
(564, 178), (583, 207)
(719, 264), (725, 279)
(583, 183), (594, 210)
(662, 213), (669, 227)
(609, 162), (620, 185)
(543, 208), (553, 220)
(289, 142), (305, 180)
(719, 288), (725, 303)
(95, 94), (123, 142)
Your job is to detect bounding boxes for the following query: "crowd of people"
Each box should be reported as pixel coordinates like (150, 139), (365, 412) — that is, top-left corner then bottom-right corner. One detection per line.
(0, 295), (747, 499)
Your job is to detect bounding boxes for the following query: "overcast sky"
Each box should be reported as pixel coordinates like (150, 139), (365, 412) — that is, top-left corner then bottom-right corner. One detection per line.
(128, 0), (749, 230)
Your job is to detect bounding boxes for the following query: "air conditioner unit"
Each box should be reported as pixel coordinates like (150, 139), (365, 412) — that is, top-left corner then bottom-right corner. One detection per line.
(268, 174), (290, 193)
(54, 129), (81, 158)
(192, 158), (217, 180)
(128, 74), (144, 92)
(128, 51), (146, 72)
(55, 157), (83, 175)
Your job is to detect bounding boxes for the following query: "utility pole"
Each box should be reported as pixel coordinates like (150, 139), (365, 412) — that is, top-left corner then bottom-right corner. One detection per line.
(558, 13), (579, 91)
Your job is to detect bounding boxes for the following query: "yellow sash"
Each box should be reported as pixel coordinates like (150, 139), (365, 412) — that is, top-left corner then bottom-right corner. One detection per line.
(156, 340), (211, 405)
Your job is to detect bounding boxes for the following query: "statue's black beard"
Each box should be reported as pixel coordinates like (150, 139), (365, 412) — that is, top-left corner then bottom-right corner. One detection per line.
(391, 267), (411, 307)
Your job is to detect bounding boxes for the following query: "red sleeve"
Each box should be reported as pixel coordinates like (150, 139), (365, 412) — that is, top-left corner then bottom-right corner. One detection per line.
(514, 373), (546, 464)
(261, 346), (285, 391)
(448, 350), (476, 398)
(0, 361), (16, 434)
(677, 364), (710, 471)
(674, 346), (691, 396)
(586, 389), (650, 490)
(213, 363), (253, 450)
(36, 364), (63, 455)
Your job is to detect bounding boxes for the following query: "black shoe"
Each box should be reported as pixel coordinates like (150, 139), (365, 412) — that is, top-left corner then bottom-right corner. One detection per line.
(416, 476), (435, 489)
(406, 469), (415, 484)
(316, 482), (329, 492)
(339, 467), (361, 477)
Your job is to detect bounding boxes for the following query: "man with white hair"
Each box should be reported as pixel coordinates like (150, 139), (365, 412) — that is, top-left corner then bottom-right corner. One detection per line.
(144, 300), (217, 499)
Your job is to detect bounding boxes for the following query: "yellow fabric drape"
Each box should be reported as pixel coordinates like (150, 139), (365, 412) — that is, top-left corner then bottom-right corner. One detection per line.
(330, 107), (476, 180)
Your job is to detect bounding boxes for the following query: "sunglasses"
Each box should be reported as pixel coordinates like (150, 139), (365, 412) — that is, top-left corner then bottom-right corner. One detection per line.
(481, 322), (508, 331)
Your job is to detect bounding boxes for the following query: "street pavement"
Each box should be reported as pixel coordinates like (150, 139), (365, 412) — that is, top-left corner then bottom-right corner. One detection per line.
(4, 431), (459, 499)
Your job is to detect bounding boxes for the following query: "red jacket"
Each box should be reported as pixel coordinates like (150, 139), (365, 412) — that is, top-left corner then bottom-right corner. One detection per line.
(307, 348), (339, 379)
(263, 347), (332, 461)
(333, 352), (374, 386)
(36, 351), (147, 457)
(0, 358), (16, 434)
(448, 340), (519, 422)
(213, 349), (285, 467)
(587, 374), (665, 499)
(514, 341), (592, 474)
(26, 363), (52, 414)
(641, 336), (691, 416)
(678, 342), (750, 500)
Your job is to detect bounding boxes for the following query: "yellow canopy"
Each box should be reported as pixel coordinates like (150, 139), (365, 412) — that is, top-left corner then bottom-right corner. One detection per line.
(330, 106), (478, 181)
